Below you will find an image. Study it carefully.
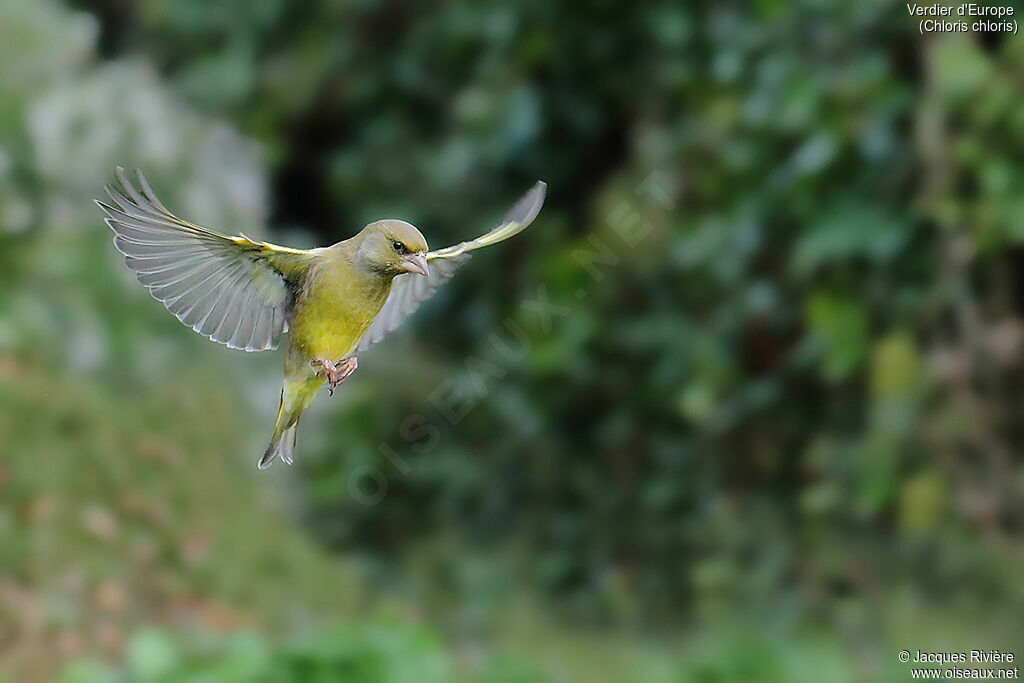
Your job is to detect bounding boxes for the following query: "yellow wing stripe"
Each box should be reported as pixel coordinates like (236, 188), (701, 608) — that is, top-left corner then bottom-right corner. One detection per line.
(99, 167), (313, 351)
(427, 181), (546, 261)
(117, 167), (313, 257)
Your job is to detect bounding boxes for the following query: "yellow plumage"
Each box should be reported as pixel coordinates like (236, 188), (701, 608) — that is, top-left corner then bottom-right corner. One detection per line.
(97, 167), (546, 469)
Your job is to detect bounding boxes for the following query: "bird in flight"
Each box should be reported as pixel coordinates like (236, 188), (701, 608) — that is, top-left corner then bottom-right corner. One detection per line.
(96, 168), (546, 469)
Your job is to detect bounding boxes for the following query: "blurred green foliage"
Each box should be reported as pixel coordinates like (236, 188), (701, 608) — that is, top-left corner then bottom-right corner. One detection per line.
(3, 0), (1024, 679)
(57, 622), (455, 683)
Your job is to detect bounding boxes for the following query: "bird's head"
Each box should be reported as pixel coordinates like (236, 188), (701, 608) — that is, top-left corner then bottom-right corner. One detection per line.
(355, 219), (430, 278)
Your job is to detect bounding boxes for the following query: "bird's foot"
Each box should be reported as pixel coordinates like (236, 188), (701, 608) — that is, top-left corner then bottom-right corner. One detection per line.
(313, 357), (358, 396)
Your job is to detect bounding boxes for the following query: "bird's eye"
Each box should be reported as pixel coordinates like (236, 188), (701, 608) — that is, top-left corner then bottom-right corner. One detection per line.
(392, 241), (407, 254)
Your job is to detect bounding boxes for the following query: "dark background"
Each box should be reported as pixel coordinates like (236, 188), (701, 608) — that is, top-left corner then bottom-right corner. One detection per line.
(2, 0), (1023, 680)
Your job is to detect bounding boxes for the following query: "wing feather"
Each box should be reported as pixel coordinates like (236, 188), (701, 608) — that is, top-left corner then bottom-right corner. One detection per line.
(97, 168), (315, 352)
(357, 181), (546, 351)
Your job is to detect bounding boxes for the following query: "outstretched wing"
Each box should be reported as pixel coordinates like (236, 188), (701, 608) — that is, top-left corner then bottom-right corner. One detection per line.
(358, 181), (546, 350)
(96, 167), (316, 352)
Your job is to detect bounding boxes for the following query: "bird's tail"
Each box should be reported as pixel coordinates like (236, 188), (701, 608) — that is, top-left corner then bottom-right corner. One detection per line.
(259, 390), (301, 469)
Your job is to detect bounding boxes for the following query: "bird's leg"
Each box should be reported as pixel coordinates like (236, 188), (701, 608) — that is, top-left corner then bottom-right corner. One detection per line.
(333, 357), (358, 389)
(312, 357), (358, 396)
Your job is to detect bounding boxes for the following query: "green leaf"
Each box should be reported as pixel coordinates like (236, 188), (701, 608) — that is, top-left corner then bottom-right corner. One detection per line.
(791, 207), (909, 277)
(805, 292), (869, 380)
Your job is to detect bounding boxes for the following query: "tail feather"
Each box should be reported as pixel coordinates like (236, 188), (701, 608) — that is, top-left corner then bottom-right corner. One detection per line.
(259, 422), (297, 469)
(278, 426), (297, 465)
(258, 389), (301, 470)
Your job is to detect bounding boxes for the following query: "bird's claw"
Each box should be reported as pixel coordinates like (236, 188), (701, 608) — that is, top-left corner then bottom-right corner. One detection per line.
(313, 357), (358, 395)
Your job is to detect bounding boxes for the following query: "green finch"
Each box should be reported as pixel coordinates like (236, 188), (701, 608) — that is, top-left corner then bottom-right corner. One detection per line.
(96, 168), (546, 469)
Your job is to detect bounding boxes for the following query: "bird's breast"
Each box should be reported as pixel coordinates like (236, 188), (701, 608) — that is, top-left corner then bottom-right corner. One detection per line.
(288, 263), (391, 361)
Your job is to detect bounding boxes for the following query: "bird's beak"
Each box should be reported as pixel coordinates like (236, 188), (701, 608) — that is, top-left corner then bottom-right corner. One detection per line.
(403, 251), (429, 276)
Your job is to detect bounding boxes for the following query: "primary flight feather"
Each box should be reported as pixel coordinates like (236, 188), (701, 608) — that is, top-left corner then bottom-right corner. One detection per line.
(96, 168), (547, 469)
